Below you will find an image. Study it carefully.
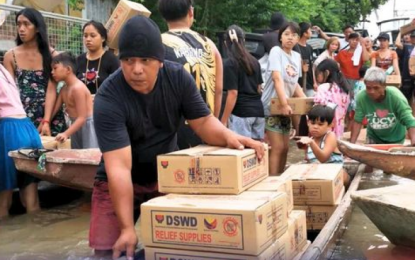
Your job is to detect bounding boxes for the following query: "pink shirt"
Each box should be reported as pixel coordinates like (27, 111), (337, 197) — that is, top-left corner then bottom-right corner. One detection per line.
(0, 64), (25, 118)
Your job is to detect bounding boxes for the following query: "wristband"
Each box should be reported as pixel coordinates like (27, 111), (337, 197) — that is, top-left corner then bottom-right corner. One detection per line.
(42, 119), (50, 124)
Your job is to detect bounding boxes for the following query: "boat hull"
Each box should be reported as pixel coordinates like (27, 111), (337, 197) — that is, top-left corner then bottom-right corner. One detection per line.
(337, 140), (415, 179)
(352, 184), (415, 249)
(9, 149), (101, 191)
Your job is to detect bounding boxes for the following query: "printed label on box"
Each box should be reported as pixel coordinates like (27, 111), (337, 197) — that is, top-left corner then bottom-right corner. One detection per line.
(242, 153), (264, 187)
(151, 210), (244, 250)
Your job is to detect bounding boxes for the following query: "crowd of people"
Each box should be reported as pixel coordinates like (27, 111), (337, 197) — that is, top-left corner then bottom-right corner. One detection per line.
(1, 0), (415, 259)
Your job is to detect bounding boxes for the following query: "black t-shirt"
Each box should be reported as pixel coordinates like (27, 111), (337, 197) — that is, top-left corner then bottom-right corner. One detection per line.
(93, 61), (210, 185)
(76, 51), (120, 94)
(400, 44), (415, 80)
(223, 58), (264, 117)
(262, 31), (280, 54)
(295, 43), (314, 90)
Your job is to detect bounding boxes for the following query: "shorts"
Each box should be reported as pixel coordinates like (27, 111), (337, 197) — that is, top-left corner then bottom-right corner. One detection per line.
(89, 180), (161, 250)
(0, 117), (42, 191)
(228, 115), (265, 140)
(70, 116), (98, 149)
(265, 115), (291, 135)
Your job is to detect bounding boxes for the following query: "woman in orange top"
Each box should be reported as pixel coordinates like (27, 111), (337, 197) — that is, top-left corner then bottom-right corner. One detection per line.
(371, 33), (400, 76)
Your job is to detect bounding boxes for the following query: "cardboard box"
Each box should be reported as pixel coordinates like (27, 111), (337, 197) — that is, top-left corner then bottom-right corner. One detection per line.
(105, 0), (151, 49)
(386, 75), (401, 87)
(284, 210), (308, 259)
(248, 176), (294, 214)
(294, 187), (345, 230)
(281, 164), (344, 205)
(400, 21), (415, 35)
(141, 191), (288, 255)
(157, 145), (268, 194)
(40, 135), (71, 149)
(145, 239), (287, 260)
(270, 97), (314, 115)
(292, 241), (311, 260)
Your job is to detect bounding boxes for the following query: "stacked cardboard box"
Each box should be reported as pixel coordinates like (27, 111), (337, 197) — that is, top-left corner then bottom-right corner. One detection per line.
(282, 164), (345, 230)
(144, 210), (307, 260)
(157, 145), (269, 194)
(248, 176), (294, 214)
(141, 145), (307, 259)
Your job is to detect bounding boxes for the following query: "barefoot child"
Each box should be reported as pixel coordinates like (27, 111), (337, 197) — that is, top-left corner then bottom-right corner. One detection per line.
(51, 52), (98, 149)
(296, 105), (349, 183)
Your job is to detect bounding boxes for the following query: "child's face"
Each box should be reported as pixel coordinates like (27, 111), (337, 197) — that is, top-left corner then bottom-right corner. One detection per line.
(51, 63), (68, 82)
(307, 118), (332, 138)
(316, 70), (328, 84)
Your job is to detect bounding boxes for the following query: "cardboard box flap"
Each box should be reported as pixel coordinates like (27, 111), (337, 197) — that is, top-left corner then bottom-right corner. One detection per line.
(205, 143), (268, 156)
(161, 144), (265, 157)
(124, 0), (151, 12)
(249, 176), (291, 190)
(282, 164), (343, 181)
(161, 145), (222, 156)
(144, 192), (284, 211)
(204, 147), (257, 156)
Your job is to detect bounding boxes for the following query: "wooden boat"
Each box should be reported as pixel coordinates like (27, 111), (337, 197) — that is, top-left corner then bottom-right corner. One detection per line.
(9, 149), (101, 191)
(337, 139), (415, 179)
(299, 163), (364, 260)
(351, 184), (415, 249)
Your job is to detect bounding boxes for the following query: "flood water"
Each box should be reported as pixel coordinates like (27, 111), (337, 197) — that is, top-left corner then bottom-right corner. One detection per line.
(329, 170), (415, 260)
(1, 142), (414, 260)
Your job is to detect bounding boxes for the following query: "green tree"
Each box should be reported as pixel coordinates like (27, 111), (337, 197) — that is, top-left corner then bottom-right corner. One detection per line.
(71, 0), (388, 38)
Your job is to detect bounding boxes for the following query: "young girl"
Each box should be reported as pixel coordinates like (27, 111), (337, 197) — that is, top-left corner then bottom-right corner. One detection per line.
(221, 25), (264, 140)
(314, 59), (350, 137)
(261, 22), (306, 175)
(297, 105), (343, 164)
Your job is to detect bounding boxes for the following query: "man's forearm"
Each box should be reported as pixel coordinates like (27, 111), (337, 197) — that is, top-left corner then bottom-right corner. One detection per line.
(350, 121), (362, 143)
(108, 167), (135, 231)
(191, 115), (233, 146)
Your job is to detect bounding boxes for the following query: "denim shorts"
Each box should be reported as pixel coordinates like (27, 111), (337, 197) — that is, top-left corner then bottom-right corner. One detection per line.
(228, 115), (265, 140)
(265, 115), (292, 135)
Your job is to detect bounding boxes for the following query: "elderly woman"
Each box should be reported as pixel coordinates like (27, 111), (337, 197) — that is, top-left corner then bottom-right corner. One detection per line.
(350, 67), (415, 145)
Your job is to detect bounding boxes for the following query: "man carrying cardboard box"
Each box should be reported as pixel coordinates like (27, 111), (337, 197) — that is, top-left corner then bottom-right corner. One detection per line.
(90, 15), (265, 260)
(159, 0), (223, 149)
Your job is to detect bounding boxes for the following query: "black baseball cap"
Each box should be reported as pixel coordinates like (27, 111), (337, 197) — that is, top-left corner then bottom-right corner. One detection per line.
(377, 32), (390, 41)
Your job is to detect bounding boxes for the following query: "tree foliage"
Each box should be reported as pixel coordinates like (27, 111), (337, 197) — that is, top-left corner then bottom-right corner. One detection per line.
(72, 0), (388, 38)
